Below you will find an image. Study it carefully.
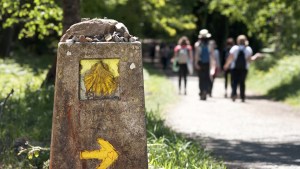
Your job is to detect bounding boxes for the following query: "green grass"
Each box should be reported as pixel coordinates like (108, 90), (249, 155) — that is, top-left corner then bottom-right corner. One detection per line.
(147, 111), (226, 169)
(247, 55), (300, 106)
(0, 55), (54, 168)
(144, 63), (178, 115)
(0, 55), (53, 141)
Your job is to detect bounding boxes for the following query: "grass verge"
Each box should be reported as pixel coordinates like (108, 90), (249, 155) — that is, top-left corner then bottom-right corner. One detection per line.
(0, 55), (53, 168)
(247, 55), (300, 107)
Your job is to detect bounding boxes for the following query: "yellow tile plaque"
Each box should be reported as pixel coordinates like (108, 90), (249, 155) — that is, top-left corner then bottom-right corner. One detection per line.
(80, 59), (120, 100)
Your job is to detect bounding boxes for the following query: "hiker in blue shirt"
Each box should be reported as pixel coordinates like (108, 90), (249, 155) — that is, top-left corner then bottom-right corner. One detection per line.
(194, 29), (216, 100)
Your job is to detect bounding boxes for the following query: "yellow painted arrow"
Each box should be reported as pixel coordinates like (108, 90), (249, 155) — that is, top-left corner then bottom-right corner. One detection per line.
(80, 138), (118, 169)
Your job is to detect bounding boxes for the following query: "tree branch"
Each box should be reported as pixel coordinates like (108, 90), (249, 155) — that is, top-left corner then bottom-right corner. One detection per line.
(0, 89), (14, 119)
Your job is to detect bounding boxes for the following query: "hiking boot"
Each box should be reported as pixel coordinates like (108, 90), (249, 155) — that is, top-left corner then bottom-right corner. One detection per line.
(241, 98), (245, 102)
(231, 95), (237, 102)
(200, 91), (207, 100)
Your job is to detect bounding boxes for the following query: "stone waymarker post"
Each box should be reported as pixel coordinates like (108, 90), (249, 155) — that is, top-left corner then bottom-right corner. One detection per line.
(50, 19), (148, 169)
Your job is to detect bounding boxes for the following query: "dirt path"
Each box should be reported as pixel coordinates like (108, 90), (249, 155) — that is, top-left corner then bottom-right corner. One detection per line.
(165, 76), (300, 169)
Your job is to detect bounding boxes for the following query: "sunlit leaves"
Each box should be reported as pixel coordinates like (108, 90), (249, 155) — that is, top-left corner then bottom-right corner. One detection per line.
(141, 0), (197, 37)
(0, 0), (62, 39)
(208, 0), (300, 51)
(81, 0), (196, 38)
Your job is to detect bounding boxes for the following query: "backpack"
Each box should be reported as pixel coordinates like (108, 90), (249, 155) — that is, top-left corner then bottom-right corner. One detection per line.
(199, 44), (210, 63)
(177, 47), (189, 63)
(235, 49), (246, 69)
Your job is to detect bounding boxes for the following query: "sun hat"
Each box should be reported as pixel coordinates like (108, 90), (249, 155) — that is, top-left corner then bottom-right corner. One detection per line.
(198, 29), (211, 38)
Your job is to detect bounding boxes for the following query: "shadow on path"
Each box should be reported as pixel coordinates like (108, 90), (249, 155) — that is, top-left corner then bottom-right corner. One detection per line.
(191, 135), (300, 168)
(244, 95), (269, 100)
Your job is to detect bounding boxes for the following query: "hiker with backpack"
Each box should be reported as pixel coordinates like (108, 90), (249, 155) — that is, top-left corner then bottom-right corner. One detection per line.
(224, 35), (262, 102)
(173, 36), (193, 95)
(194, 29), (216, 100)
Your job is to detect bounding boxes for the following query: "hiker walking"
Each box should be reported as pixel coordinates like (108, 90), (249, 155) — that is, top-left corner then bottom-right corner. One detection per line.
(194, 29), (216, 100)
(221, 38), (235, 98)
(173, 36), (193, 95)
(224, 35), (261, 102)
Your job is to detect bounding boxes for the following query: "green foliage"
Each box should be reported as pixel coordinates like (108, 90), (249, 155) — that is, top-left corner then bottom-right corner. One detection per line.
(140, 0), (197, 37)
(248, 55), (300, 106)
(16, 140), (50, 169)
(1, 140), (50, 169)
(81, 0), (197, 38)
(144, 66), (226, 168)
(0, 0), (62, 39)
(0, 55), (53, 168)
(208, 0), (300, 51)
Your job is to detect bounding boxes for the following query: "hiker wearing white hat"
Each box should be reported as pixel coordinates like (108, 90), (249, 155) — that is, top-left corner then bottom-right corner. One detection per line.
(194, 29), (216, 100)
(198, 29), (211, 39)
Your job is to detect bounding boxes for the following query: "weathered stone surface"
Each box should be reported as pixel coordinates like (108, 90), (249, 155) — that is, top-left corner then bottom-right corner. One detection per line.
(115, 23), (129, 37)
(60, 18), (139, 43)
(50, 42), (147, 169)
(78, 35), (88, 42)
(60, 18), (118, 42)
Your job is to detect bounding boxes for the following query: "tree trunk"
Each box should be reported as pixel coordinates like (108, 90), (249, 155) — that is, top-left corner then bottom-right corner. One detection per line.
(0, 24), (14, 58)
(62, 0), (81, 33)
(42, 0), (80, 86)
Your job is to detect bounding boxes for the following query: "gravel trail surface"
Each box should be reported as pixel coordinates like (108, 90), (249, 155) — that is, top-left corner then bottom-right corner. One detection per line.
(165, 76), (300, 169)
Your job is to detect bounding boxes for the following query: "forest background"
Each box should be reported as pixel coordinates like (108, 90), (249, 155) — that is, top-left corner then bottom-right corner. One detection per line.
(1, 0), (300, 168)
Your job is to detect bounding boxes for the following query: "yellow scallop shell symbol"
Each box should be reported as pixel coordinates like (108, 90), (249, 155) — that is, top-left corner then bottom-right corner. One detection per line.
(84, 61), (118, 96)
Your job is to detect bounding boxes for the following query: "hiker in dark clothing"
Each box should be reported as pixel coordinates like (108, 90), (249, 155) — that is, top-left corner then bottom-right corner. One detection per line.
(224, 35), (262, 102)
(194, 29), (216, 100)
(221, 38), (235, 98)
